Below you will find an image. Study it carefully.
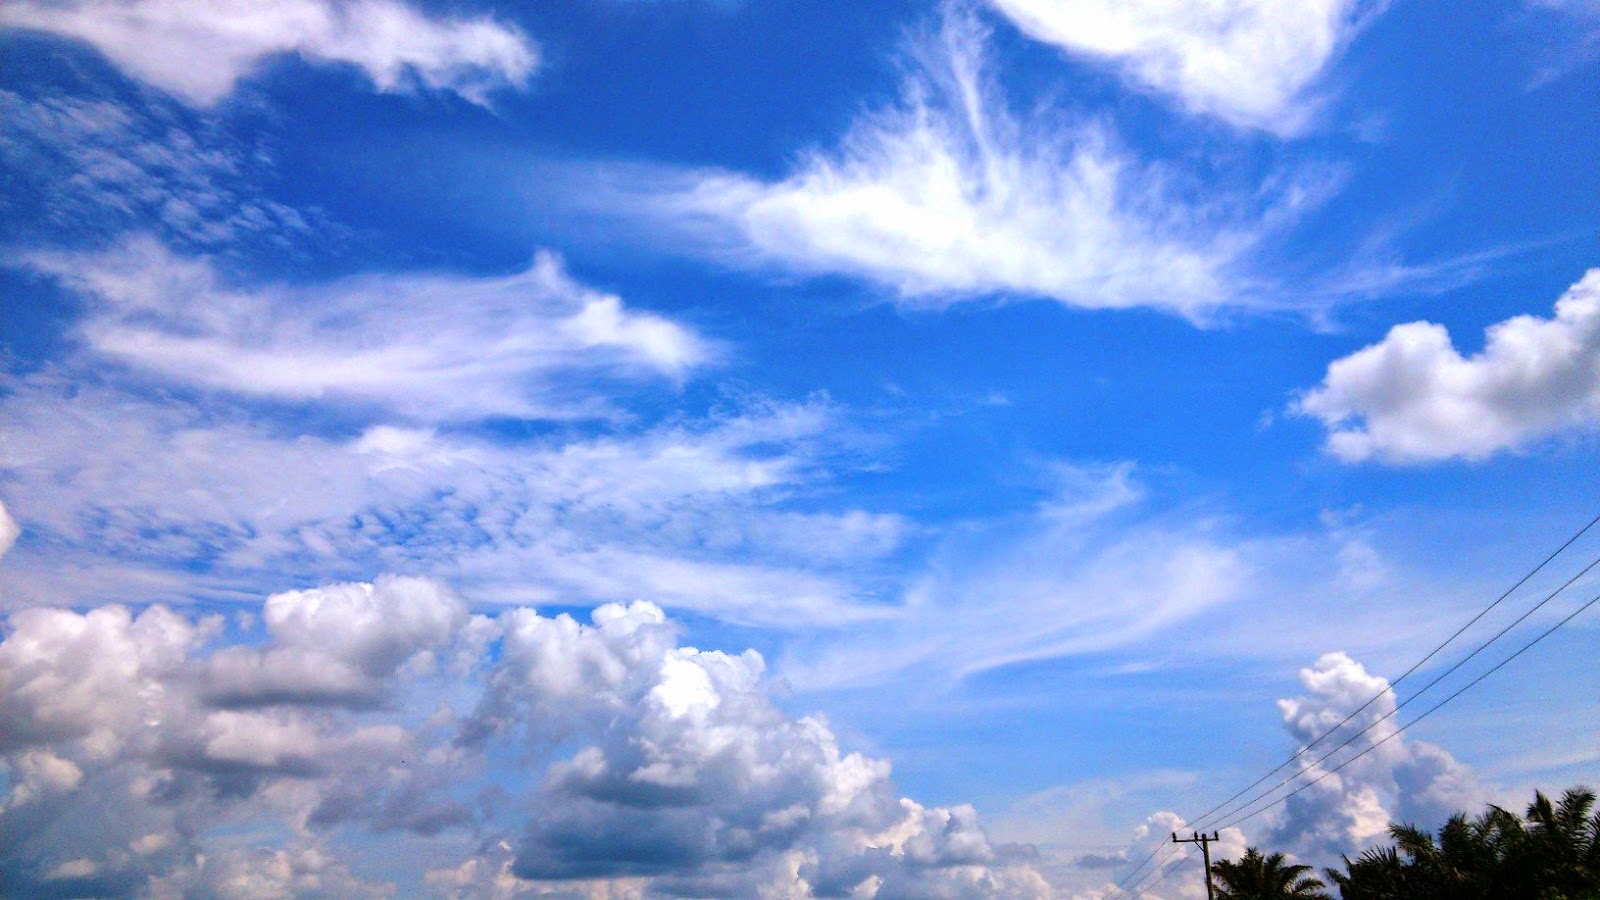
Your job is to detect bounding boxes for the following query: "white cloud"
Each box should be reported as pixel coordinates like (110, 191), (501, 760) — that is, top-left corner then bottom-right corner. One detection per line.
(0, 499), (17, 561)
(0, 0), (537, 106)
(0, 576), (1054, 897)
(630, 12), (1318, 320)
(985, 0), (1379, 133)
(0, 380), (898, 626)
(1264, 652), (1478, 860)
(779, 463), (1254, 688)
(1297, 268), (1600, 463)
(23, 237), (713, 422)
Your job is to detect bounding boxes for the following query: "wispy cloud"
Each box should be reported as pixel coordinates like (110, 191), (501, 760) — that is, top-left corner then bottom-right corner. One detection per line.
(0, 0), (538, 106)
(0, 378), (901, 626)
(985, 0), (1382, 134)
(1296, 267), (1600, 463)
(0, 89), (327, 255)
(597, 12), (1329, 321)
(22, 237), (713, 422)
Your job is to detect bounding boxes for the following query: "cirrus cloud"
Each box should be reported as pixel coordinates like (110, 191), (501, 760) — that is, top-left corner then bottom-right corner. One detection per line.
(20, 237), (713, 422)
(0, 0), (538, 106)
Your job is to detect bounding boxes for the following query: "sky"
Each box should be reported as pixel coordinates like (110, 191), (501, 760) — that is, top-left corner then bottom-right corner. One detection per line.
(0, 1), (1598, 897)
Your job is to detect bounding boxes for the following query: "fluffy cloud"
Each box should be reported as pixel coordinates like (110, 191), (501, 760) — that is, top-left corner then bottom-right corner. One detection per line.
(633, 13), (1318, 320)
(1264, 652), (1477, 861)
(1297, 269), (1600, 463)
(22, 237), (712, 422)
(0, 575), (1053, 897)
(0, 0), (537, 106)
(985, 0), (1378, 133)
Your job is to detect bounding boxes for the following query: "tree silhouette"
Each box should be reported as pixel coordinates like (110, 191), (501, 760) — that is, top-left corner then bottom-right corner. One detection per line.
(1323, 785), (1599, 899)
(1212, 847), (1332, 900)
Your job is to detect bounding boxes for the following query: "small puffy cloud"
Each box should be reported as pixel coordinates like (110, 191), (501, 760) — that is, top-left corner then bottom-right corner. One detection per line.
(985, 0), (1379, 133)
(1297, 269), (1600, 463)
(22, 237), (713, 422)
(633, 12), (1317, 320)
(0, 0), (538, 106)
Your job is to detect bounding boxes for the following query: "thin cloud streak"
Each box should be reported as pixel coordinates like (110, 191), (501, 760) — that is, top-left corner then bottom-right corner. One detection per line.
(21, 237), (714, 422)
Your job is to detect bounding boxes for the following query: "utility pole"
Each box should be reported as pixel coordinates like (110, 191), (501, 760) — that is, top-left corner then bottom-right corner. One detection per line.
(1171, 831), (1220, 900)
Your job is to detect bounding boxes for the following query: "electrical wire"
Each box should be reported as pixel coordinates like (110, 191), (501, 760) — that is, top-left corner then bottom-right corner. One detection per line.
(1214, 588), (1600, 832)
(1184, 509), (1600, 833)
(1199, 549), (1600, 830)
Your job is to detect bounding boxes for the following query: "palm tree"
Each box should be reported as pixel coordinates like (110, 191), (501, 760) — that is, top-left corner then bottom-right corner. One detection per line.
(1324, 845), (1423, 900)
(1523, 787), (1600, 898)
(1211, 847), (1331, 900)
(1323, 786), (1600, 899)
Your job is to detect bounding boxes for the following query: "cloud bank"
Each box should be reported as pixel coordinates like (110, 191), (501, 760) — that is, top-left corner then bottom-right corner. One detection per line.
(0, 568), (1053, 897)
(985, 0), (1378, 133)
(0, 0), (538, 106)
(1298, 268), (1600, 463)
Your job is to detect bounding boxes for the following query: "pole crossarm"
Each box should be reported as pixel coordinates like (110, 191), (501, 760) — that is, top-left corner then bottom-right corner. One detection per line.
(1171, 831), (1221, 900)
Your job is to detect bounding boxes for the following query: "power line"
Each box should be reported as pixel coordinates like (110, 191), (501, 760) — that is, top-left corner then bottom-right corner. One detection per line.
(1199, 549), (1600, 830)
(1184, 509), (1600, 833)
(1215, 588), (1600, 832)
(1112, 843), (1165, 891)
(1108, 845), (1183, 899)
(1123, 846), (1191, 899)
(1098, 512), (1600, 897)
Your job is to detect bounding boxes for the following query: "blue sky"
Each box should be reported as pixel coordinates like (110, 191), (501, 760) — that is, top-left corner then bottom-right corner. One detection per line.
(1, 1), (1598, 897)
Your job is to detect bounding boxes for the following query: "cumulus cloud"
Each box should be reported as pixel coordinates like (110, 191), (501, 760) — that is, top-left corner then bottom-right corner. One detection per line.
(21, 237), (713, 422)
(1264, 652), (1477, 860)
(628, 12), (1320, 320)
(1297, 268), (1600, 463)
(985, 0), (1379, 133)
(0, 0), (538, 106)
(0, 576), (1053, 897)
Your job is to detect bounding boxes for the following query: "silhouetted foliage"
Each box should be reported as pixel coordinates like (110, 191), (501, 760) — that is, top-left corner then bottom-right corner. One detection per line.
(1212, 846), (1332, 899)
(1319, 786), (1600, 899)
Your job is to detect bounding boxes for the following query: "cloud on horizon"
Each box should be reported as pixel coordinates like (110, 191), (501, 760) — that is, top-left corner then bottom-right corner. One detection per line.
(0, 562), (1055, 898)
